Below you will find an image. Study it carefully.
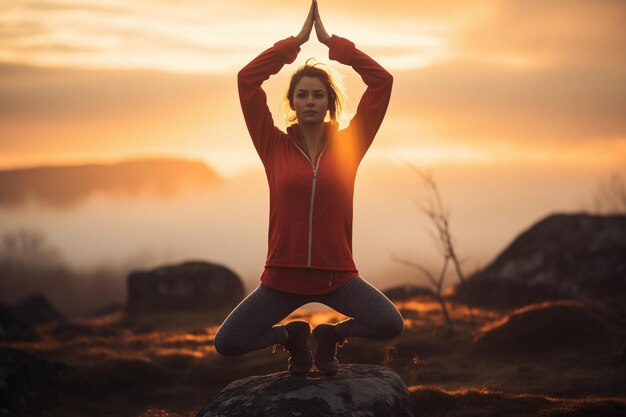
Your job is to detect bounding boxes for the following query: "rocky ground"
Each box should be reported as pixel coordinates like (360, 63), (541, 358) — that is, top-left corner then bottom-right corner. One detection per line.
(2, 292), (625, 417)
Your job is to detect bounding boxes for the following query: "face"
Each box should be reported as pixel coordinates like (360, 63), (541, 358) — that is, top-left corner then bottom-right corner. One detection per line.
(291, 76), (329, 125)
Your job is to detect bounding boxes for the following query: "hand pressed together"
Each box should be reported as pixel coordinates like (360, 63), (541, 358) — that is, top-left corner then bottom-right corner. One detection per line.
(294, 0), (331, 47)
(313, 0), (331, 46)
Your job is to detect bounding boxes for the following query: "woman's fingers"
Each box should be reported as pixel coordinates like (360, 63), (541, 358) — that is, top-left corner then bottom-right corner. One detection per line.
(295, 1), (315, 46)
(306, 0), (315, 26)
(314, 0), (331, 45)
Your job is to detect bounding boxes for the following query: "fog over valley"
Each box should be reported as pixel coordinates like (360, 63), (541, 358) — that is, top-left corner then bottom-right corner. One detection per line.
(0, 158), (608, 316)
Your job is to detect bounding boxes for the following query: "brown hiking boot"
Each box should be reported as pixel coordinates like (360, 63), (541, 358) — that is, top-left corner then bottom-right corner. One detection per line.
(283, 321), (313, 375)
(312, 323), (347, 376)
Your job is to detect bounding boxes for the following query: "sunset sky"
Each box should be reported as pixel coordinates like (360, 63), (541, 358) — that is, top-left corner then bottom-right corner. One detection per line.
(1, 0), (625, 176)
(1, 0), (626, 306)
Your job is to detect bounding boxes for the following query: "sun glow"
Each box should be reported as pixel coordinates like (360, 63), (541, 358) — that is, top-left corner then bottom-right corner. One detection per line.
(368, 138), (626, 170)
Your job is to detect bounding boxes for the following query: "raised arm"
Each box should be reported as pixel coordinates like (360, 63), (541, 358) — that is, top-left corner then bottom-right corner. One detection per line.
(237, 2), (315, 162)
(314, 1), (393, 162)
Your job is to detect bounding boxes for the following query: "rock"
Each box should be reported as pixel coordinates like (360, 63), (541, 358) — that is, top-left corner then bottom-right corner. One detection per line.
(195, 364), (415, 417)
(126, 261), (245, 314)
(454, 277), (565, 309)
(9, 294), (64, 324)
(474, 300), (608, 354)
(0, 347), (69, 414)
(0, 305), (38, 342)
(383, 284), (434, 301)
(455, 213), (626, 307)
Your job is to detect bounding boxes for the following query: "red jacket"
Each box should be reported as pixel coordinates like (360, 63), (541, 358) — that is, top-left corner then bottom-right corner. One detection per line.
(238, 35), (393, 273)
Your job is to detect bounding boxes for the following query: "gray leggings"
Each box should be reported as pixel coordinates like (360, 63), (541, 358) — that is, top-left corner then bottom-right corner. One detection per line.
(214, 276), (404, 356)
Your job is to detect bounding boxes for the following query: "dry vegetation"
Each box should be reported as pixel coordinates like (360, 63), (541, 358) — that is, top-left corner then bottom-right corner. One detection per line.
(3, 293), (625, 417)
(592, 171), (626, 214)
(0, 229), (130, 317)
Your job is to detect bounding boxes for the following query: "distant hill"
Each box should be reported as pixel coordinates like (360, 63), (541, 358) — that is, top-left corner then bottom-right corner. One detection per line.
(0, 158), (221, 208)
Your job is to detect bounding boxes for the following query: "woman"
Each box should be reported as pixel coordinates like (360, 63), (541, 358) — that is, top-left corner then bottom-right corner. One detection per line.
(214, 0), (403, 376)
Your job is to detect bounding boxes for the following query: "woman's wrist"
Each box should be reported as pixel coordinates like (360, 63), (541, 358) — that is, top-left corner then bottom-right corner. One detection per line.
(294, 34), (307, 46)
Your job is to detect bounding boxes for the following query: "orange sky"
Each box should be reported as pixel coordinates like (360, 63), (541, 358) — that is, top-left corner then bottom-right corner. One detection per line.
(1, 0), (625, 293)
(1, 0), (625, 176)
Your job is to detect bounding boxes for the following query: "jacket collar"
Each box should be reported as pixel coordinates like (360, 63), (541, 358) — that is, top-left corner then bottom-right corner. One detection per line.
(287, 122), (338, 148)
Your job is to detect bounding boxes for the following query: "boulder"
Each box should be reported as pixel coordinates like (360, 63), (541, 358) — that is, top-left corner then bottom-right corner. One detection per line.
(453, 277), (565, 309)
(0, 305), (38, 342)
(195, 364), (415, 417)
(474, 300), (608, 354)
(455, 214), (626, 307)
(0, 347), (68, 415)
(10, 294), (64, 324)
(126, 261), (244, 314)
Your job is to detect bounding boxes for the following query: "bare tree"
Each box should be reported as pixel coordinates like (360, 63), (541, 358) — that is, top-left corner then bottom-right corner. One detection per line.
(0, 229), (63, 276)
(0, 229), (126, 317)
(393, 164), (473, 330)
(592, 172), (626, 214)
(392, 254), (454, 331)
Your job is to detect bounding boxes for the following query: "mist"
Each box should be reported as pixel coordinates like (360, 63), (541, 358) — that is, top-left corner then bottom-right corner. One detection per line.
(0, 158), (611, 317)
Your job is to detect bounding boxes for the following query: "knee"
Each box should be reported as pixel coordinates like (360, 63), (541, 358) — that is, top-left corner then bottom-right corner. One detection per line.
(392, 313), (405, 337)
(380, 311), (404, 339)
(214, 329), (243, 357)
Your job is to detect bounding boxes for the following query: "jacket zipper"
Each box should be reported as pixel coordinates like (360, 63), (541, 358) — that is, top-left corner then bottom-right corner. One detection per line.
(329, 271), (334, 287)
(291, 141), (328, 267)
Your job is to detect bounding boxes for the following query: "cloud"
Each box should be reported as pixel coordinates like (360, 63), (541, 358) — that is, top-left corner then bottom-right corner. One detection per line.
(0, 63), (232, 118)
(452, 0), (626, 67)
(311, 0), (479, 20)
(0, 0), (624, 170)
(0, 0), (472, 73)
(3, 0), (625, 74)
(0, 1), (311, 73)
(0, 63), (243, 169)
(9, 43), (100, 53)
(0, 21), (48, 40)
(24, 1), (126, 14)
(361, 0), (626, 144)
(392, 57), (626, 143)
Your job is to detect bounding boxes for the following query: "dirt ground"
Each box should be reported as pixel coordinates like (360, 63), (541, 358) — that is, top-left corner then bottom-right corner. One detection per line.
(3, 296), (626, 417)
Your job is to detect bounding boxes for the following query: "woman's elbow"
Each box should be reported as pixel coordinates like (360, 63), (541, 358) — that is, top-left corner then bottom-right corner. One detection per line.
(378, 71), (393, 96)
(384, 72), (393, 90)
(237, 69), (247, 88)
(237, 70), (255, 99)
